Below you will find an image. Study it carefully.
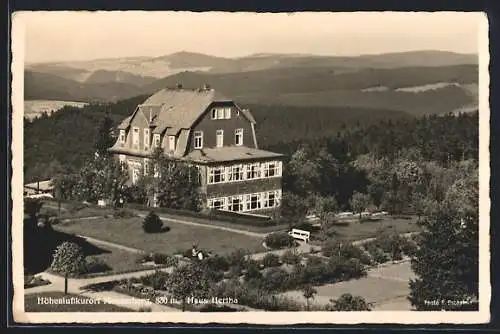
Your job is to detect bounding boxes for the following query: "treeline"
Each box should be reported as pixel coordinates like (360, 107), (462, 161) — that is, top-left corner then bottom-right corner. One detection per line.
(264, 111), (478, 166)
(273, 111), (478, 216)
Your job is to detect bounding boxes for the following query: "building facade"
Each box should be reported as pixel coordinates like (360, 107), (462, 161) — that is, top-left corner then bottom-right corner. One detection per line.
(109, 86), (284, 214)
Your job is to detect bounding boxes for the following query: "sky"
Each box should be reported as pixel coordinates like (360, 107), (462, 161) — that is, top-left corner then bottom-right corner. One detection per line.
(14, 11), (484, 64)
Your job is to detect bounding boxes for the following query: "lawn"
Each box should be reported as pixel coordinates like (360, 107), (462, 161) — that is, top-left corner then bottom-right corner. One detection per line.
(24, 292), (132, 312)
(55, 217), (266, 255)
(310, 216), (422, 244)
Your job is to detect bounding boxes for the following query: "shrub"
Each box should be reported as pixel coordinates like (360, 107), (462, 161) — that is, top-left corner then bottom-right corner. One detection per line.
(49, 241), (86, 276)
(401, 238), (419, 257)
(260, 267), (290, 292)
(225, 249), (248, 268)
(327, 293), (372, 311)
(152, 253), (178, 266)
(262, 253), (281, 267)
(141, 270), (170, 290)
(205, 254), (230, 272)
(142, 211), (164, 233)
(322, 241), (372, 265)
(363, 242), (389, 264)
(82, 256), (112, 274)
(264, 232), (295, 249)
(138, 307), (152, 312)
(113, 208), (137, 218)
(281, 249), (301, 265)
(244, 260), (263, 281)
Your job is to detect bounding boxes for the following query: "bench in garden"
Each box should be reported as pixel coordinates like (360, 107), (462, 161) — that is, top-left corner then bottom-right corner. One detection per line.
(288, 228), (310, 243)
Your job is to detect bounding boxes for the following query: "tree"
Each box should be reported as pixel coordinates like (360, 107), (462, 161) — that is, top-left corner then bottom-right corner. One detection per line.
(349, 191), (371, 221)
(313, 195), (338, 240)
(73, 153), (129, 205)
(327, 293), (371, 311)
(142, 148), (203, 211)
(94, 115), (115, 156)
(302, 285), (317, 311)
(165, 263), (212, 311)
(280, 192), (309, 229)
(49, 242), (86, 294)
(409, 172), (478, 310)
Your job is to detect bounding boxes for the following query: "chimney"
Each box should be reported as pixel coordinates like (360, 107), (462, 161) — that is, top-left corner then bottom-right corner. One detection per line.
(176, 83), (183, 89)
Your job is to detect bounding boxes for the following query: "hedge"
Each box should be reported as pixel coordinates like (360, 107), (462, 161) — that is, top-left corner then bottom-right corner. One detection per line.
(125, 203), (275, 227)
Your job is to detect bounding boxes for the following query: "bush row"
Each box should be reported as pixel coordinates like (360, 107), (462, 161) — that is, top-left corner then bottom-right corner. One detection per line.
(362, 234), (419, 263)
(135, 252), (179, 267)
(125, 203), (275, 227)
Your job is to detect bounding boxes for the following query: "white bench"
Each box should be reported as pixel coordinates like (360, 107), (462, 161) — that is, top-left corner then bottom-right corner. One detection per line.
(288, 229), (310, 243)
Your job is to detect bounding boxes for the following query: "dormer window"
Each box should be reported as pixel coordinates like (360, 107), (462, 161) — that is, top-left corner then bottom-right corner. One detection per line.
(168, 136), (176, 152)
(119, 130), (126, 145)
(194, 131), (203, 149)
(153, 134), (161, 148)
(132, 127), (140, 149)
(211, 107), (230, 120)
(224, 107), (231, 119)
(235, 128), (243, 146)
(144, 128), (150, 151)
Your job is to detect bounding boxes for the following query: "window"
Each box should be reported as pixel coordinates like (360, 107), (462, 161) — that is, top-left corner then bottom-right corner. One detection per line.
(168, 136), (176, 152)
(208, 166), (225, 184)
(132, 166), (141, 184)
(224, 107), (231, 119)
(216, 130), (224, 148)
(119, 154), (126, 162)
(245, 193), (261, 211)
(246, 163), (260, 179)
(153, 134), (161, 148)
(209, 198), (225, 210)
(119, 130), (126, 145)
(132, 127), (140, 149)
(211, 108), (217, 119)
(217, 108), (224, 119)
(264, 191), (276, 208)
(235, 128), (243, 146)
(229, 164), (244, 181)
(144, 128), (150, 151)
(264, 162), (277, 177)
(194, 131), (203, 149)
(228, 196), (243, 212)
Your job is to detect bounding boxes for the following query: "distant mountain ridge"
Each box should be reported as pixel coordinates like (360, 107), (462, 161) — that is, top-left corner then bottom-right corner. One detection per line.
(27, 50), (477, 83)
(24, 50), (479, 116)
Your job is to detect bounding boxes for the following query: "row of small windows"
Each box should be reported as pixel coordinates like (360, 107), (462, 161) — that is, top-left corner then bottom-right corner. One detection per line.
(193, 128), (243, 149)
(207, 161), (282, 184)
(211, 107), (239, 120)
(207, 190), (282, 212)
(120, 129), (175, 152)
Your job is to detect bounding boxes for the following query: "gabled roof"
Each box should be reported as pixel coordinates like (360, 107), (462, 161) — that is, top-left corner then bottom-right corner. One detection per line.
(118, 88), (257, 135)
(117, 116), (133, 130)
(144, 88), (232, 135)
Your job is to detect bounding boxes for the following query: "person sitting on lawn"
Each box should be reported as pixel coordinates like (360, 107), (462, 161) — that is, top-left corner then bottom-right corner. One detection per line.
(191, 245), (198, 258)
